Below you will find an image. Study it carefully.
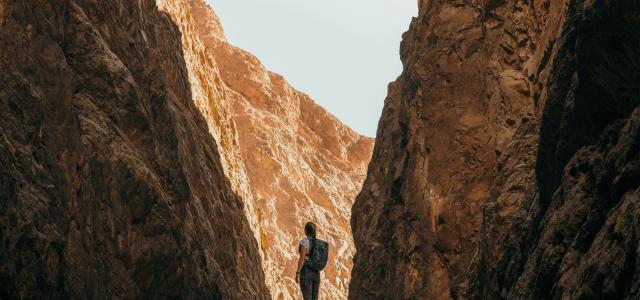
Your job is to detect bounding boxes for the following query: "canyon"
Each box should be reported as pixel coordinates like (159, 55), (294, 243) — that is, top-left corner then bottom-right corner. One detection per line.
(2, 0), (639, 299)
(350, 0), (640, 299)
(185, 1), (374, 298)
(0, 0), (371, 299)
(0, 0), (269, 298)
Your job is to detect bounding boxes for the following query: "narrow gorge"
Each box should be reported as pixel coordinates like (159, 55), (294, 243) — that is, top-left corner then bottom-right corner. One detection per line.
(2, 0), (639, 299)
(185, 2), (374, 298)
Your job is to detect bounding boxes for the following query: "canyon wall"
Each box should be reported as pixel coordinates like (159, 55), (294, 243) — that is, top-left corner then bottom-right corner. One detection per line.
(350, 0), (640, 299)
(0, 0), (270, 298)
(0, 0), (373, 298)
(187, 2), (375, 299)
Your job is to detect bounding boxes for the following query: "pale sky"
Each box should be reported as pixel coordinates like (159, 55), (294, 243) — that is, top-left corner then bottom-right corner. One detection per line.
(208, 0), (418, 137)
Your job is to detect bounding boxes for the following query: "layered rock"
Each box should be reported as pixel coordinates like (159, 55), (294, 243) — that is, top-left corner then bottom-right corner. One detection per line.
(187, 2), (375, 298)
(350, 0), (640, 299)
(0, 0), (269, 298)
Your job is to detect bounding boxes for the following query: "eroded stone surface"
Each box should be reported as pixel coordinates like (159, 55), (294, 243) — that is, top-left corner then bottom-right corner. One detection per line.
(0, 0), (374, 299)
(472, 1), (640, 298)
(187, 2), (375, 298)
(350, 0), (640, 299)
(0, 0), (269, 298)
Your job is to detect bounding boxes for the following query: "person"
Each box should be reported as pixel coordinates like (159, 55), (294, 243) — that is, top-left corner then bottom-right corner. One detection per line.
(295, 221), (320, 300)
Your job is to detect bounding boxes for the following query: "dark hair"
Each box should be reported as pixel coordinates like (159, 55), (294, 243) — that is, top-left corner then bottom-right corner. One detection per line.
(304, 222), (317, 239)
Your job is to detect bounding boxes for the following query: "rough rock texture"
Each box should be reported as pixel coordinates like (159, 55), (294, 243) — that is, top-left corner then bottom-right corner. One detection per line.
(187, 2), (375, 299)
(157, 0), (287, 297)
(0, 0), (270, 298)
(472, 1), (640, 298)
(350, 0), (640, 299)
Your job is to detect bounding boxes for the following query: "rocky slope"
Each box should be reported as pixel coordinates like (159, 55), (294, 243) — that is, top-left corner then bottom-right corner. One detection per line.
(350, 0), (640, 299)
(0, 0), (269, 298)
(187, 2), (375, 299)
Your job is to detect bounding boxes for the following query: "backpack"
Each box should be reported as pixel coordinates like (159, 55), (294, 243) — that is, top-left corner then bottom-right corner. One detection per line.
(305, 237), (329, 272)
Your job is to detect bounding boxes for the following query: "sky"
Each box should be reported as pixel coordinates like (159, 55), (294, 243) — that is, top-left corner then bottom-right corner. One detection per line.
(208, 0), (418, 137)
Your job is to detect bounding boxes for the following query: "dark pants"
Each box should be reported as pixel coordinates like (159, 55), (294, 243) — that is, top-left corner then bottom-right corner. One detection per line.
(299, 268), (320, 300)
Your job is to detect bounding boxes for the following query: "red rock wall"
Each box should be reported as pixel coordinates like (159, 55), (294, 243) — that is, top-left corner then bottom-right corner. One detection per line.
(350, 0), (640, 299)
(186, 1), (375, 298)
(0, 0), (269, 298)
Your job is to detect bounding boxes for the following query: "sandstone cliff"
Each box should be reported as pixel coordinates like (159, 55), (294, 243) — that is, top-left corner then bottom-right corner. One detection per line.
(0, 0), (269, 298)
(350, 0), (640, 299)
(187, 2), (375, 299)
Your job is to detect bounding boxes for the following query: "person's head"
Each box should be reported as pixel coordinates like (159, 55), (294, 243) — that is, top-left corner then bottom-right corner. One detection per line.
(304, 221), (317, 238)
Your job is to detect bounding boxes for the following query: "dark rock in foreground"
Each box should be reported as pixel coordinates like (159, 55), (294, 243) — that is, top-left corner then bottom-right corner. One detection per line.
(0, 1), (269, 298)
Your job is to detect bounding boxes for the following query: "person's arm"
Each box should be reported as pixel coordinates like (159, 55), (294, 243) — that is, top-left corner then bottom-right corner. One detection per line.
(295, 243), (308, 283)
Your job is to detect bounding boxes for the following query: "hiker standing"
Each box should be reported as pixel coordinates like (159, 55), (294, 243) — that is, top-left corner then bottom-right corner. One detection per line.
(295, 221), (328, 300)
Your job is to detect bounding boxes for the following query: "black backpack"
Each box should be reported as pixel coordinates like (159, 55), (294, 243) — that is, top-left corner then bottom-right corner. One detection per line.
(306, 238), (329, 272)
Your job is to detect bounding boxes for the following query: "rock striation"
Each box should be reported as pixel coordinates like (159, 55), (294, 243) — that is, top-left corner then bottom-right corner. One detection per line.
(0, 0), (270, 298)
(186, 1), (375, 299)
(350, 0), (640, 299)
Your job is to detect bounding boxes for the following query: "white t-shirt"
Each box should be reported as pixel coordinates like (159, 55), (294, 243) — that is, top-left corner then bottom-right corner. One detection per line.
(299, 238), (311, 250)
(300, 238), (311, 261)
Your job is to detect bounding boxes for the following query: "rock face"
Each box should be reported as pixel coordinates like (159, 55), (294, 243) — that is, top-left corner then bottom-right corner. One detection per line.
(350, 0), (640, 299)
(0, 0), (269, 298)
(1, 0), (373, 298)
(186, 2), (375, 299)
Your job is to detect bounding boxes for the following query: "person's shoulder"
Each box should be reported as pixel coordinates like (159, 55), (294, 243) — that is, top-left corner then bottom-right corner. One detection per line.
(299, 237), (310, 248)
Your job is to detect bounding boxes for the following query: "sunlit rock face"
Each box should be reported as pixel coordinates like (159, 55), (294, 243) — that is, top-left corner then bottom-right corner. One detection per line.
(0, 0), (269, 298)
(350, 0), (640, 299)
(154, 0), (272, 287)
(186, 2), (375, 299)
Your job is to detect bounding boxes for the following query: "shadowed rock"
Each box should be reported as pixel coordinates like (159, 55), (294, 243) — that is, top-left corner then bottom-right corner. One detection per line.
(0, 0), (269, 298)
(350, 0), (640, 299)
